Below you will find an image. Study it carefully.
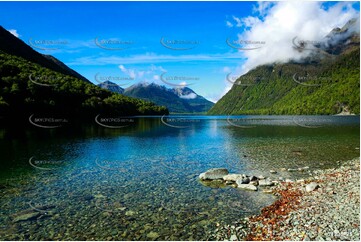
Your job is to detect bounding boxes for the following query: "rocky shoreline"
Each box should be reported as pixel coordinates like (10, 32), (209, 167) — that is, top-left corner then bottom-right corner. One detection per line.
(207, 157), (360, 241)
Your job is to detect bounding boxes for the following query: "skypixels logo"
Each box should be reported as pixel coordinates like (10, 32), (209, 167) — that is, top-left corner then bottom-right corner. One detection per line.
(94, 114), (135, 129)
(94, 37), (134, 50)
(226, 38), (265, 50)
(28, 38), (69, 50)
(160, 37), (200, 50)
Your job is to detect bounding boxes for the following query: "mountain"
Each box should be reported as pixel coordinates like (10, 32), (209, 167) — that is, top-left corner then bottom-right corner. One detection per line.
(209, 19), (360, 115)
(0, 27), (168, 122)
(42, 54), (90, 83)
(0, 26), (90, 83)
(98, 81), (124, 94)
(99, 82), (214, 113)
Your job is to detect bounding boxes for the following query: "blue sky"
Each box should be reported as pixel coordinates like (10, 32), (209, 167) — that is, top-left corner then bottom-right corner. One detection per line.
(0, 1), (359, 102)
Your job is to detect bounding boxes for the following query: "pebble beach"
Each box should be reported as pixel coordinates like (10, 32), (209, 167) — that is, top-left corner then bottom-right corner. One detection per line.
(211, 157), (360, 241)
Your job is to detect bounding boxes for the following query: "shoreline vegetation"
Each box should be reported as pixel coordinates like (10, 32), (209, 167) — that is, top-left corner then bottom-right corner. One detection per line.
(211, 157), (360, 241)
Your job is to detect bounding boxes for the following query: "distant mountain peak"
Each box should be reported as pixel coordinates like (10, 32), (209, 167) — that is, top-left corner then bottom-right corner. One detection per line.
(99, 81), (213, 113)
(98, 81), (124, 94)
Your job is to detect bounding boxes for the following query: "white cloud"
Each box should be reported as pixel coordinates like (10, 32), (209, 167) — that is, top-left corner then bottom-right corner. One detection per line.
(117, 64), (167, 84)
(8, 29), (20, 38)
(179, 93), (197, 99)
(237, 1), (360, 73)
(252, 1), (274, 18)
(118, 64), (136, 79)
(226, 21), (233, 28)
(119, 64), (126, 72)
(232, 16), (242, 27)
(241, 16), (261, 28)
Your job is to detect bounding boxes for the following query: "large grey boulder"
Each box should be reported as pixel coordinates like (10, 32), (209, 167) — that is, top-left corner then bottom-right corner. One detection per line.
(237, 183), (258, 191)
(199, 168), (229, 180)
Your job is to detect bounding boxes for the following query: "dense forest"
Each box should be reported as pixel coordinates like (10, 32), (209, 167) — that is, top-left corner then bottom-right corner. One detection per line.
(0, 51), (168, 123)
(208, 42), (360, 115)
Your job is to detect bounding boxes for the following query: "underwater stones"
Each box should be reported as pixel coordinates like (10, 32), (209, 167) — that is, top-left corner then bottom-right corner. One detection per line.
(147, 231), (160, 240)
(13, 211), (40, 222)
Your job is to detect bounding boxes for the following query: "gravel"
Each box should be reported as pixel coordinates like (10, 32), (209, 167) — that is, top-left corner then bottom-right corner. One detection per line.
(212, 157), (360, 241)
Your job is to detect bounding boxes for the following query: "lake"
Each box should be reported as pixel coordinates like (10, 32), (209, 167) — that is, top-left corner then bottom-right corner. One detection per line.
(0, 115), (359, 240)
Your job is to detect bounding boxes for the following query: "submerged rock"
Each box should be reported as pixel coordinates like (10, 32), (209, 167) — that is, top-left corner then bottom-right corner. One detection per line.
(83, 195), (95, 201)
(200, 179), (227, 189)
(147, 231), (159, 240)
(125, 210), (136, 216)
(13, 211), (40, 222)
(199, 168), (229, 180)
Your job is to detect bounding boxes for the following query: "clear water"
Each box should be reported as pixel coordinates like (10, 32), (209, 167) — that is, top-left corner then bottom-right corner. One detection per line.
(0, 115), (359, 240)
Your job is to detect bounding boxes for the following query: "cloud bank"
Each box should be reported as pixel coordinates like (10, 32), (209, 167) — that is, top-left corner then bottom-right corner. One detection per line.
(229, 1), (360, 74)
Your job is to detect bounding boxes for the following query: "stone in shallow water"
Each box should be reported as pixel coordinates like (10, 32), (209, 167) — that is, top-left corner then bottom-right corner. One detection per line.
(306, 182), (319, 192)
(262, 189), (273, 194)
(230, 234), (238, 241)
(236, 183), (258, 191)
(239, 177), (250, 184)
(147, 231), (159, 240)
(200, 179), (227, 188)
(199, 168), (229, 180)
(222, 174), (243, 181)
(83, 195), (94, 201)
(270, 170), (277, 174)
(249, 175), (258, 181)
(13, 211), (40, 222)
(249, 180), (259, 186)
(258, 175), (266, 180)
(258, 179), (274, 186)
(94, 194), (106, 199)
(125, 210), (136, 216)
